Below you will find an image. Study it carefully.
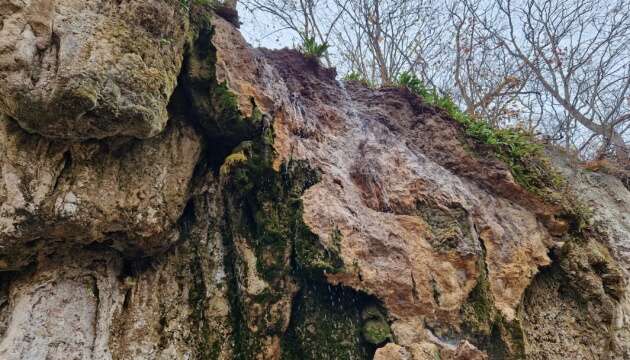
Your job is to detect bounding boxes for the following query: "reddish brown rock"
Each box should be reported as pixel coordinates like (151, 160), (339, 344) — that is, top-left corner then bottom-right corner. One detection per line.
(210, 14), (549, 330)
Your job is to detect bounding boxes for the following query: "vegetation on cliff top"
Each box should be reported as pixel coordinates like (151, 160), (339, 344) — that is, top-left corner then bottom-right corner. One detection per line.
(298, 37), (330, 60)
(242, 0), (630, 162)
(396, 72), (596, 236)
(397, 72), (563, 196)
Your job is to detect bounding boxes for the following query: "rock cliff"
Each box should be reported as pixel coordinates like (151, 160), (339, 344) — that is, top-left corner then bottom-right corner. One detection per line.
(0, 2), (628, 359)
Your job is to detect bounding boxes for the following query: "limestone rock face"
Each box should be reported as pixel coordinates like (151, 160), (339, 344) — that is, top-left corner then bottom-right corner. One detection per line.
(210, 14), (551, 344)
(0, 3), (628, 360)
(542, 154), (630, 358)
(0, 114), (202, 270)
(0, 0), (189, 140)
(0, 183), (233, 360)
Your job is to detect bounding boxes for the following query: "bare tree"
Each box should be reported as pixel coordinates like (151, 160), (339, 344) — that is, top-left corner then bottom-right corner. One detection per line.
(238, 0), (630, 161)
(448, 0), (534, 127)
(334, 0), (447, 85)
(466, 0), (630, 160)
(240, 0), (346, 66)
(241, 0), (447, 85)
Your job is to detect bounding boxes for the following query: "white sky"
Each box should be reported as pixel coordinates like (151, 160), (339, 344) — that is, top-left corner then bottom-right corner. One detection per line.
(236, 3), (299, 49)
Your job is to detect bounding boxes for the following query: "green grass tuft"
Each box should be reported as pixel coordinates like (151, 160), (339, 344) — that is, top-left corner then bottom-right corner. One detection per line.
(396, 72), (565, 197)
(342, 72), (374, 87)
(299, 37), (329, 59)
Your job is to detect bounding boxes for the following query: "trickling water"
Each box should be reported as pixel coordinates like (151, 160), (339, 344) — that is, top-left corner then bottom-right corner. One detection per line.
(337, 80), (370, 135)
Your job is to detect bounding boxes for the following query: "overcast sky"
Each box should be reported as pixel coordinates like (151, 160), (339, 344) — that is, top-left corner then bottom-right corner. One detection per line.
(236, 3), (299, 49)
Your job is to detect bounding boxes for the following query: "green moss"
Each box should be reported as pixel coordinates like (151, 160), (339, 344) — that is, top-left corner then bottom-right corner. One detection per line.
(219, 150), (247, 177)
(183, 17), (262, 167)
(396, 72), (564, 199)
(180, 0), (217, 11)
(460, 252), (525, 359)
(359, 306), (391, 345)
(469, 315), (526, 360)
(361, 320), (390, 345)
(415, 200), (473, 253)
(224, 141), (328, 279)
(557, 197), (594, 236)
(281, 283), (370, 360)
(461, 271), (495, 336)
(294, 218), (344, 277)
(461, 285), (526, 359)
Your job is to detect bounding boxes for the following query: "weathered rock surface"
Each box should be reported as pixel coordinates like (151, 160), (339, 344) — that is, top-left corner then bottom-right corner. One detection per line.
(0, 2), (628, 360)
(0, 178), (232, 360)
(210, 15), (553, 352)
(0, 114), (202, 270)
(534, 153), (630, 358)
(0, 0), (189, 140)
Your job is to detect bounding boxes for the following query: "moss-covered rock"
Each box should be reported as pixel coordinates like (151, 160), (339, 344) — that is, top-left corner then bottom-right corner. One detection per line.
(0, 0), (192, 140)
(281, 283), (370, 360)
(360, 306), (391, 346)
(183, 14), (263, 167)
(222, 138), (348, 358)
(460, 259), (525, 359)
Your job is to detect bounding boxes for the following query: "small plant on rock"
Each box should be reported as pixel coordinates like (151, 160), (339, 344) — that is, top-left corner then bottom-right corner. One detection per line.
(343, 71), (374, 87)
(299, 36), (329, 60)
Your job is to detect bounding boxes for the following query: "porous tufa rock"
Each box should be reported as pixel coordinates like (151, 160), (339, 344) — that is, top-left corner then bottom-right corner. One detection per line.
(0, 0), (190, 140)
(0, 114), (202, 269)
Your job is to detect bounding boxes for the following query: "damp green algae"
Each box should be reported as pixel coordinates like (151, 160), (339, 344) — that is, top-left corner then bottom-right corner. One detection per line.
(223, 138), (341, 282)
(219, 144), (373, 359)
(360, 306), (391, 346)
(221, 134), (353, 358)
(281, 283), (371, 360)
(459, 255), (525, 359)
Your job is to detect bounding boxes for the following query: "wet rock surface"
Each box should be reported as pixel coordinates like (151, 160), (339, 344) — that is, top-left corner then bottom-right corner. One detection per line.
(0, 3), (627, 360)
